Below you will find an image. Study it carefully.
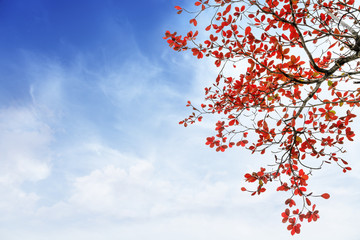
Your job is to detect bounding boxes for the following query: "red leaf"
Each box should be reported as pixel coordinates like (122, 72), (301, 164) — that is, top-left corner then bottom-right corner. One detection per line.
(321, 193), (330, 199)
(346, 127), (355, 141)
(237, 140), (248, 147)
(190, 19), (198, 26)
(174, 6), (182, 10)
(195, 1), (201, 6)
(224, 4), (231, 14)
(245, 26), (251, 35)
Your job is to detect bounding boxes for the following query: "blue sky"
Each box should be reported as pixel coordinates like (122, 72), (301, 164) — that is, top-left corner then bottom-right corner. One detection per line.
(0, 0), (359, 239)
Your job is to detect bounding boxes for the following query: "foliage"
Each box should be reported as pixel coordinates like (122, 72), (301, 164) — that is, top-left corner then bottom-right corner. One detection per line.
(164, 0), (360, 235)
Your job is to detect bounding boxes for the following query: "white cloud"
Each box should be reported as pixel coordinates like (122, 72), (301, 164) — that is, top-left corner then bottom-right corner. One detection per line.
(0, 106), (52, 221)
(69, 161), (169, 218)
(0, 107), (52, 185)
(30, 138), (259, 222)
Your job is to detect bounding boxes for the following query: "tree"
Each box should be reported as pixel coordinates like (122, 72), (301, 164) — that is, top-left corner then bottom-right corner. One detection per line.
(164, 0), (360, 235)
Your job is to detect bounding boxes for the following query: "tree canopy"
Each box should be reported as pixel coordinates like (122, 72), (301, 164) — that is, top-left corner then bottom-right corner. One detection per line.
(164, 0), (359, 235)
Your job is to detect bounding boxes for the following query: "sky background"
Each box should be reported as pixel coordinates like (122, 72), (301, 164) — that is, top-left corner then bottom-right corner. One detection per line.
(0, 0), (359, 239)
